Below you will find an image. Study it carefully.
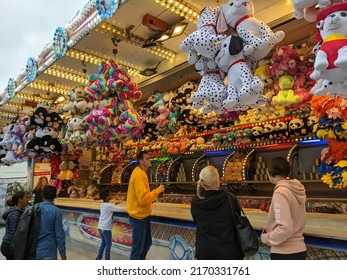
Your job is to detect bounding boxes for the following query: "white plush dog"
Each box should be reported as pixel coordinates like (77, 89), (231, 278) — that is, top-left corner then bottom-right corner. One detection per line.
(190, 58), (228, 114)
(217, 0), (285, 63)
(310, 3), (347, 84)
(293, 0), (332, 22)
(180, 7), (225, 69)
(215, 35), (264, 109)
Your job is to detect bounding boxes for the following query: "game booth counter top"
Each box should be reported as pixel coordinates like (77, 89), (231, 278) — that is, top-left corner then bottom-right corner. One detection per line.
(55, 197), (347, 260)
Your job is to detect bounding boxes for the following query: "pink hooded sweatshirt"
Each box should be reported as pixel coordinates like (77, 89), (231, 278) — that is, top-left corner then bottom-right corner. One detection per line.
(261, 179), (307, 254)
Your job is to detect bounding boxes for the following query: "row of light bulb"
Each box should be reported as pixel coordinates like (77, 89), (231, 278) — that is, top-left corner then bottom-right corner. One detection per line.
(154, 0), (199, 22)
(98, 23), (176, 60)
(44, 67), (88, 84)
(28, 80), (70, 95)
(66, 49), (141, 76)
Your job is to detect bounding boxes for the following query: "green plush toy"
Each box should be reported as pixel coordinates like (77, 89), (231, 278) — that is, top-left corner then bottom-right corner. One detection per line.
(272, 75), (300, 107)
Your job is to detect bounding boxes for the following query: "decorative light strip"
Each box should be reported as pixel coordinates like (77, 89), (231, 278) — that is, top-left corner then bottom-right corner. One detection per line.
(120, 162), (134, 184)
(28, 80), (70, 95)
(14, 91), (44, 103)
(222, 151), (235, 178)
(287, 144), (298, 162)
(66, 49), (141, 76)
(242, 149), (255, 181)
(96, 22), (176, 60)
(154, 0), (200, 23)
(167, 156), (181, 182)
(191, 154), (205, 181)
(2, 102), (33, 111)
(44, 66), (88, 84)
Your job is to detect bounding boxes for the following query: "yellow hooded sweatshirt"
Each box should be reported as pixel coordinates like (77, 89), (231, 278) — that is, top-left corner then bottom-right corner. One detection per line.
(126, 166), (159, 219)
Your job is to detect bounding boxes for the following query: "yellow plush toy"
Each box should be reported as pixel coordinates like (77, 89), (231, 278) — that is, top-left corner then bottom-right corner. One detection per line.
(272, 75), (300, 107)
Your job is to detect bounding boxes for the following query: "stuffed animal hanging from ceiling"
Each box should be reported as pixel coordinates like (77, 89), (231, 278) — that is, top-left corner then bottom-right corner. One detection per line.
(217, 0), (285, 69)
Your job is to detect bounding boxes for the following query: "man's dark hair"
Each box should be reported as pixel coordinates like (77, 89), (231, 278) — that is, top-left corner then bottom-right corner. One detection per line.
(7, 191), (27, 206)
(43, 185), (57, 200)
(137, 151), (149, 162)
(268, 157), (290, 178)
(99, 188), (110, 202)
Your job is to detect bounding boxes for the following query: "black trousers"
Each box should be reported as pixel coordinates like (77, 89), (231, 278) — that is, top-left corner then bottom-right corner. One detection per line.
(271, 251), (306, 260)
(1, 242), (12, 260)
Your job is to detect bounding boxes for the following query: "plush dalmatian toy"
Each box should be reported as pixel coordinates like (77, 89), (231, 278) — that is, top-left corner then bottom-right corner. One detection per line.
(180, 6), (226, 68)
(217, 0), (285, 67)
(310, 3), (347, 96)
(215, 35), (264, 109)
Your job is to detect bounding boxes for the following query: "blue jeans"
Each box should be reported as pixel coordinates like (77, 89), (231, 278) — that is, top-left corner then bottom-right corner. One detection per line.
(129, 216), (152, 260)
(96, 229), (112, 260)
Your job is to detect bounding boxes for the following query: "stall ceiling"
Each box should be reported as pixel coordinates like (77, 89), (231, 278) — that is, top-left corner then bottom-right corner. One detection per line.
(0, 0), (316, 128)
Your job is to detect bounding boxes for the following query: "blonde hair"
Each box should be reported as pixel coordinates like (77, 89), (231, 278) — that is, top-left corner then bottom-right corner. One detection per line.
(196, 165), (220, 199)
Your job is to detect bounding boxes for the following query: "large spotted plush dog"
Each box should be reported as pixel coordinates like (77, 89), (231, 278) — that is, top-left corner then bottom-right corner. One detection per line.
(215, 35), (264, 109)
(310, 3), (347, 96)
(190, 63), (228, 114)
(180, 6), (225, 69)
(217, 0), (284, 64)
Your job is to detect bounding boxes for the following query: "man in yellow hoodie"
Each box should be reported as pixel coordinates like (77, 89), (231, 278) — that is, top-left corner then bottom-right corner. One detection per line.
(127, 151), (164, 260)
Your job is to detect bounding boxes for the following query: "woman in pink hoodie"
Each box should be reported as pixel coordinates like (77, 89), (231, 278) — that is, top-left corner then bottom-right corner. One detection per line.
(261, 157), (307, 260)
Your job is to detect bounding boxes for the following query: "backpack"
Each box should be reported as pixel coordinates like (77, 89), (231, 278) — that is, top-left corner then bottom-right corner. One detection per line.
(9, 203), (41, 260)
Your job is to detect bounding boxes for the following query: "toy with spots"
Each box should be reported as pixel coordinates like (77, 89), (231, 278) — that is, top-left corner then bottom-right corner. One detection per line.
(217, 0), (285, 67)
(215, 35), (264, 109)
(191, 62), (228, 114)
(180, 6), (226, 67)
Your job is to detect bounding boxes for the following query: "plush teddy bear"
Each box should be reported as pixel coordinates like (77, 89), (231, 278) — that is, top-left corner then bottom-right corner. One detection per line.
(58, 153), (76, 181)
(86, 184), (98, 199)
(230, 161), (243, 182)
(272, 75), (301, 107)
(89, 161), (101, 181)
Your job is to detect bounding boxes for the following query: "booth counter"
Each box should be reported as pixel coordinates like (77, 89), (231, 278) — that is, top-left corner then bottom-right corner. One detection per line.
(55, 198), (347, 260)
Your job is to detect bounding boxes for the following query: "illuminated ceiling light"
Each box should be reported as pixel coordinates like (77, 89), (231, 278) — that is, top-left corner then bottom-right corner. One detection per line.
(66, 49), (141, 77)
(96, 22), (176, 60)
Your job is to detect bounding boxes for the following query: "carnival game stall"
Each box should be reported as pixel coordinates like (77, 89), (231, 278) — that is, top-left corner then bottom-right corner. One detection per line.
(0, 0), (347, 259)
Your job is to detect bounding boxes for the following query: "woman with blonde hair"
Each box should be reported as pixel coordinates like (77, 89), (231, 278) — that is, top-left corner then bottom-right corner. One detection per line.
(191, 165), (244, 260)
(33, 176), (49, 204)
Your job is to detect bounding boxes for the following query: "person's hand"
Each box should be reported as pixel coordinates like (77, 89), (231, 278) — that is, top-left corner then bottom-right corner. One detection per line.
(157, 184), (165, 194)
(61, 256), (67, 260)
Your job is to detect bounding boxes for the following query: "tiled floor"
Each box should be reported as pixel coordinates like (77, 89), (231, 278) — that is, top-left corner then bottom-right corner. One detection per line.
(0, 225), (128, 260)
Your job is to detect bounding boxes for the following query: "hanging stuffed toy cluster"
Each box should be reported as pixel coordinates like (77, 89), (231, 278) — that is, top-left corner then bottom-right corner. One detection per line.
(267, 45), (314, 108)
(84, 59), (145, 144)
(25, 102), (64, 157)
(180, 1), (285, 114)
(311, 95), (347, 188)
(0, 116), (32, 165)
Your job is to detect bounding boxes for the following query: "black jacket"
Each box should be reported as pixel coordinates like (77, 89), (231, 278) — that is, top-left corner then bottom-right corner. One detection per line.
(191, 190), (244, 260)
(1, 208), (23, 245)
